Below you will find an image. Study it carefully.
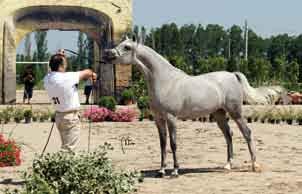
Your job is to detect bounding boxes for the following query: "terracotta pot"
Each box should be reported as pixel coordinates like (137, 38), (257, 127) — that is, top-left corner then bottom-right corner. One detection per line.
(124, 99), (133, 105)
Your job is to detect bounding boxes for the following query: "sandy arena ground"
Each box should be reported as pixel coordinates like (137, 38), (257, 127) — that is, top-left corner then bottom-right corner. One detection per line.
(0, 119), (301, 194)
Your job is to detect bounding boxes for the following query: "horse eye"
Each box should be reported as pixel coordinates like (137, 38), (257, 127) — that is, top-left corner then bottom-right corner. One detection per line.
(124, 45), (131, 51)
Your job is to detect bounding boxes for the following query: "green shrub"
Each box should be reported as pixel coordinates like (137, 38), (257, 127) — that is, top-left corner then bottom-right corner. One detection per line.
(14, 108), (24, 123)
(137, 96), (149, 110)
(137, 96), (150, 121)
(2, 107), (14, 123)
(39, 111), (50, 122)
(23, 109), (33, 118)
(32, 110), (39, 122)
(98, 96), (117, 111)
(121, 89), (135, 103)
(4, 144), (140, 194)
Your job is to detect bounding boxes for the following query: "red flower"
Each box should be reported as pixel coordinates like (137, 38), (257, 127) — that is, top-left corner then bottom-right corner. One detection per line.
(0, 133), (21, 167)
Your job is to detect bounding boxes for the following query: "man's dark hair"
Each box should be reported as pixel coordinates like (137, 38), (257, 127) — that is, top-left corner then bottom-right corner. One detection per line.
(49, 54), (65, 71)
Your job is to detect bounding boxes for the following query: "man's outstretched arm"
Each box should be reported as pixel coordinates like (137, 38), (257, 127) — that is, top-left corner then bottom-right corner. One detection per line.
(79, 69), (97, 81)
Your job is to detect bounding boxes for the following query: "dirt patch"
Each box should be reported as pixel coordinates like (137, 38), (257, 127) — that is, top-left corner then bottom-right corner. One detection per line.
(0, 120), (301, 194)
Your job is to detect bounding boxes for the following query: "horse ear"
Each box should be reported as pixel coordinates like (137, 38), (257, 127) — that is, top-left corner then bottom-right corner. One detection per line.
(132, 34), (137, 42)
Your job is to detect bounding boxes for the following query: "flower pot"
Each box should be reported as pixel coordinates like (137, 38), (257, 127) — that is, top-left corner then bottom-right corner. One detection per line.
(209, 115), (214, 123)
(124, 99), (133, 105)
(149, 115), (154, 121)
(286, 119), (293, 125)
(14, 118), (21, 123)
(25, 117), (31, 124)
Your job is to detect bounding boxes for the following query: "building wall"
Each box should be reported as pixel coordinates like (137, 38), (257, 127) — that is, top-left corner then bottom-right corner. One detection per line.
(0, 0), (132, 103)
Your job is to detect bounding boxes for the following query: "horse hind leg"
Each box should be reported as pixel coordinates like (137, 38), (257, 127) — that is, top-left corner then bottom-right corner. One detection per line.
(213, 110), (234, 170)
(230, 112), (261, 172)
(167, 115), (179, 177)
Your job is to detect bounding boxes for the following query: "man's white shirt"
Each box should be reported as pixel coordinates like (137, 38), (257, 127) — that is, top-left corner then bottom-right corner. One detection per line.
(44, 72), (80, 112)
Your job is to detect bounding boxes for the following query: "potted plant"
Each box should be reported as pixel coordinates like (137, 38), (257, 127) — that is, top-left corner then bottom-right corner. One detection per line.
(260, 112), (267, 124)
(246, 114), (253, 123)
(296, 111), (302, 126)
(14, 108), (24, 123)
(121, 88), (135, 105)
(32, 111), (38, 122)
(0, 111), (4, 124)
(251, 111), (259, 123)
(273, 111), (282, 124)
(137, 96), (149, 121)
(266, 112), (275, 124)
(24, 109), (33, 123)
(98, 96), (117, 111)
(282, 108), (294, 125)
(39, 111), (49, 122)
(50, 112), (56, 122)
(2, 107), (12, 124)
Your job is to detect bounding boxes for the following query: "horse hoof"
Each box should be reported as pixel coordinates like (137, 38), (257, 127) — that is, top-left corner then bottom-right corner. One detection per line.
(252, 162), (262, 173)
(223, 163), (232, 171)
(170, 170), (179, 178)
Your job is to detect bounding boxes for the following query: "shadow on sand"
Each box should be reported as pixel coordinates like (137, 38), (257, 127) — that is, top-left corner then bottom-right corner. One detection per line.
(141, 166), (250, 178)
(0, 178), (25, 186)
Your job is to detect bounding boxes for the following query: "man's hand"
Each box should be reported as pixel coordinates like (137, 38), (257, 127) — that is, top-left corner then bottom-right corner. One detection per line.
(79, 69), (97, 81)
(92, 72), (97, 82)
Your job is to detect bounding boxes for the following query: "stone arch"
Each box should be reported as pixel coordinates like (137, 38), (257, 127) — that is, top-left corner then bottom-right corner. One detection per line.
(0, 0), (132, 104)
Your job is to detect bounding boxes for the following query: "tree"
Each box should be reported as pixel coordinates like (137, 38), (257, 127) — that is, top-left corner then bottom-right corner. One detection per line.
(205, 24), (226, 57)
(24, 34), (32, 61)
(76, 32), (86, 71)
(229, 25), (243, 60)
(286, 61), (299, 84)
(34, 31), (48, 62)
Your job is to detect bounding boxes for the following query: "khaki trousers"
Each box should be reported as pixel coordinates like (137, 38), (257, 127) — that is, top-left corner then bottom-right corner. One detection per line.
(55, 111), (81, 152)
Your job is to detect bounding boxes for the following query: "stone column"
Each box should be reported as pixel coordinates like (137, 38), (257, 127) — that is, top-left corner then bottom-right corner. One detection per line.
(2, 19), (16, 104)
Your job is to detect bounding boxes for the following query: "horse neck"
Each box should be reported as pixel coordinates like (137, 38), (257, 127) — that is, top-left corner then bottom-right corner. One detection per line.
(136, 46), (186, 81)
(135, 46), (187, 97)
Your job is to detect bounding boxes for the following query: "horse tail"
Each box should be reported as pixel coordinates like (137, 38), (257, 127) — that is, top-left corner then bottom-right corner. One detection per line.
(233, 72), (267, 105)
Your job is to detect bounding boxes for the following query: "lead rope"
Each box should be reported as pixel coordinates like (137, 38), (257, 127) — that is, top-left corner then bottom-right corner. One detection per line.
(41, 121), (55, 157)
(88, 71), (95, 153)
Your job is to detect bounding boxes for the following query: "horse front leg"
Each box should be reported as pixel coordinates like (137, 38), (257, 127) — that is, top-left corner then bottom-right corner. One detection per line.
(167, 115), (179, 177)
(155, 117), (167, 177)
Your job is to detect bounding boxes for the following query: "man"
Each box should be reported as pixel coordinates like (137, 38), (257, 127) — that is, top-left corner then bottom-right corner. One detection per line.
(23, 66), (35, 104)
(44, 50), (97, 151)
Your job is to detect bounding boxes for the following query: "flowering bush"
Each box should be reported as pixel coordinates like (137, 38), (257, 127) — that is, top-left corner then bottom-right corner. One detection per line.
(111, 108), (137, 122)
(83, 106), (111, 122)
(0, 134), (21, 167)
(83, 107), (137, 122)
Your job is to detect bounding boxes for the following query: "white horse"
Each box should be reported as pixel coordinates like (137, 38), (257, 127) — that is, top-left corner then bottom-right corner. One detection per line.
(104, 38), (261, 177)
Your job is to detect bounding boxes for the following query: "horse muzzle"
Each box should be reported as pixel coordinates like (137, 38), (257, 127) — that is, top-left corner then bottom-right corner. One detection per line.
(103, 49), (117, 62)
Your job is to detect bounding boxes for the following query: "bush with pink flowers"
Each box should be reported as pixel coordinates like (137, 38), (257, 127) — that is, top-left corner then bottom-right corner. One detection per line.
(111, 108), (137, 122)
(83, 106), (112, 122)
(83, 107), (137, 122)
